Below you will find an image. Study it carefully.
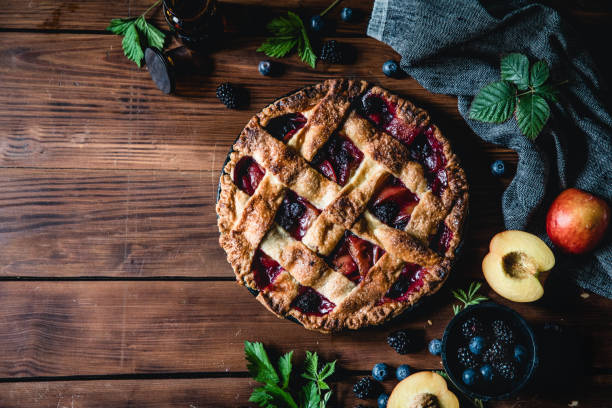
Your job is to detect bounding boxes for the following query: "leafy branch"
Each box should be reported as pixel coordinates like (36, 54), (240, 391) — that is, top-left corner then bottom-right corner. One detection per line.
(245, 341), (336, 408)
(469, 53), (567, 140)
(257, 11), (317, 68)
(452, 281), (488, 315)
(106, 0), (166, 67)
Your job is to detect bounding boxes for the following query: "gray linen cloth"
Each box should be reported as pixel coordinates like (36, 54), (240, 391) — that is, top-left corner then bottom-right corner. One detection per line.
(368, 0), (612, 297)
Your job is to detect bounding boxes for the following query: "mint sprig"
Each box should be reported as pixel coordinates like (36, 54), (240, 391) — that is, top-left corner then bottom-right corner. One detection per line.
(469, 53), (566, 140)
(452, 281), (488, 315)
(257, 11), (317, 68)
(106, 0), (166, 67)
(245, 341), (336, 408)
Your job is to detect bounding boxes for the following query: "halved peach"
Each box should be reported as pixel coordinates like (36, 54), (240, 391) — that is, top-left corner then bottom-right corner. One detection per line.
(388, 371), (459, 408)
(482, 230), (555, 302)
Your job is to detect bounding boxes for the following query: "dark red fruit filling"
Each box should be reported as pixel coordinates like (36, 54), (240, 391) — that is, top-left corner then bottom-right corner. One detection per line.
(275, 190), (321, 241)
(292, 286), (335, 315)
(233, 156), (265, 196)
(359, 93), (421, 146)
(382, 263), (427, 302)
(252, 249), (284, 290)
(409, 126), (448, 196)
(265, 113), (307, 142)
(328, 231), (385, 283)
(430, 221), (453, 255)
(312, 133), (364, 186)
(369, 176), (419, 230)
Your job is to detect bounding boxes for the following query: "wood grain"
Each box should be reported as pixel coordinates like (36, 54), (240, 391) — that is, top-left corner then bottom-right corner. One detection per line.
(1, 374), (610, 408)
(0, 281), (608, 378)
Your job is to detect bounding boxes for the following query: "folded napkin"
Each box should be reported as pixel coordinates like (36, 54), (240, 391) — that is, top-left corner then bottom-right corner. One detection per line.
(368, 0), (612, 297)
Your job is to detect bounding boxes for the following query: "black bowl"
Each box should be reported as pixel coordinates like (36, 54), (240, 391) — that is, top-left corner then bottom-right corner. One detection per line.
(441, 302), (538, 401)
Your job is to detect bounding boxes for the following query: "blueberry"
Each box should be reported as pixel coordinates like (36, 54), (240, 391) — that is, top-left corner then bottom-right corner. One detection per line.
(382, 60), (401, 78)
(310, 15), (325, 32)
(491, 160), (505, 176)
(479, 364), (494, 382)
(514, 345), (527, 363)
(428, 339), (442, 356)
(462, 368), (478, 386)
(469, 336), (486, 355)
(258, 60), (272, 76)
(396, 364), (412, 381)
(372, 363), (390, 381)
(377, 393), (389, 408)
(341, 7), (354, 22)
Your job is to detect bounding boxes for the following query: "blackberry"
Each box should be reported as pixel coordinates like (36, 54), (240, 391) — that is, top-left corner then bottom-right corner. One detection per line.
(387, 330), (420, 354)
(482, 341), (509, 363)
(460, 316), (484, 338)
(353, 377), (380, 399)
(492, 320), (515, 344)
(216, 82), (241, 109)
(493, 360), (518, 381)
(293, 290), (320, 314)
(457, 346), (478, 368)
(320, 40), (344, 64)
(276, 199), (305, 232)
(371, 201), (399, 227)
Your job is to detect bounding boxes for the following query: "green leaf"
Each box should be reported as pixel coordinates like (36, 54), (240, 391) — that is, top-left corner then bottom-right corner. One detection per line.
(257, 37), (298, 58)
(135, 15), (165, 50)
(516, 93), (550, 140)
(322, 389), (332, 407)
(106, 18), (135, 35)
(304, 351), (319, 379)
(249, 384), (299, 408)
(501, 53), (530, 90)
(122, 23), (144, 67)
(300, 382), (320, 408)
(535, 83), (559, 103)
(469, 81), (516, 123)
(244, 341), (280, 385)
(530, 60), (550, 88)
(278, 351), (293, 389)
(257, 11), (315, 68)
(318, 361), (336, 381)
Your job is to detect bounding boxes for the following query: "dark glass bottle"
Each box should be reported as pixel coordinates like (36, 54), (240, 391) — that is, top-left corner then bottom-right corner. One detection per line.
(162, 0), (223, 51)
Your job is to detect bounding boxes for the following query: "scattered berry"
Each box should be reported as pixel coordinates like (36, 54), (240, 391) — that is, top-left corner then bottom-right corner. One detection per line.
(353, 377), (380, 399)
(492, 320), (515, 344)
(469, 336), (486, 355)
(428, 339), (443, 356)
(483, 341), (509, 363)
(457, 346), (478, 368)
(372, 363), (390, 381)
(216, 82), (241, 109)
(320, 40), (344, 64)
(382, 60), (401, 78)
(493, 360), (518, 381)
(462, 368), (478, 386)
(341, 7), (354, 22)
(491, 160), (505, 177)
(387, 330), (420, 354)
(396, 364), (412, 381)
(460, 316), (484, 339)
(377, 393), (389, 408)
(514, 345), (527, 363)
(479, 364), (494, 382)
(310, 15), (325, 32)
(258, 60), (273, 76)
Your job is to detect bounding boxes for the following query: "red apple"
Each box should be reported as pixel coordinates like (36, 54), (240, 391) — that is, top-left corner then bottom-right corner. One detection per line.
(546, 188), (610, 254)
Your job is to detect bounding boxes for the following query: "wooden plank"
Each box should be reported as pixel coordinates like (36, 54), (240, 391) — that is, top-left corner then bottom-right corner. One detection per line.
(0, 281), (608, 378)
(0, 33), (512, 172)
(1, 375), (610, 408)
(0, 145), (512, 277)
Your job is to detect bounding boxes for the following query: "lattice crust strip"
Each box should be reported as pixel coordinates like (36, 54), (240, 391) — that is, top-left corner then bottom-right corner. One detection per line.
(217, 79), (469, 332)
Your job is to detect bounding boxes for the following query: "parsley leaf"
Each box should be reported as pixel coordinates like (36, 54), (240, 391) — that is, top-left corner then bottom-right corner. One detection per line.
(501, 53), (530, 90)
(258, 11), (317, 68)
(245, 341), (280, 385)
(469, 52), (566, 140)
(106, 1), (166, 67)
(469, 81), (516, 123)
(279, 351), (293, 389)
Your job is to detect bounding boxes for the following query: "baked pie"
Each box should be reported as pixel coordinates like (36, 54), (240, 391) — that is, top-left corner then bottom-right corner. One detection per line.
(217, 79), (468, 332)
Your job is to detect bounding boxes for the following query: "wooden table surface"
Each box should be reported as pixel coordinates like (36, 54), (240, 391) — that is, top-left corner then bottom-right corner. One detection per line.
(0, 1), (610, 407)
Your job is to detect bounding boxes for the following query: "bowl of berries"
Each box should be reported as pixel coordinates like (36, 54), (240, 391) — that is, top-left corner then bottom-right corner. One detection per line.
(441, 302), (537, 401)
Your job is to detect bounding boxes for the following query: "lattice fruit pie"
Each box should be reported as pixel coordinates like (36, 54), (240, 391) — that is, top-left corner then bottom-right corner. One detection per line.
(217, 79), (468, 332)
